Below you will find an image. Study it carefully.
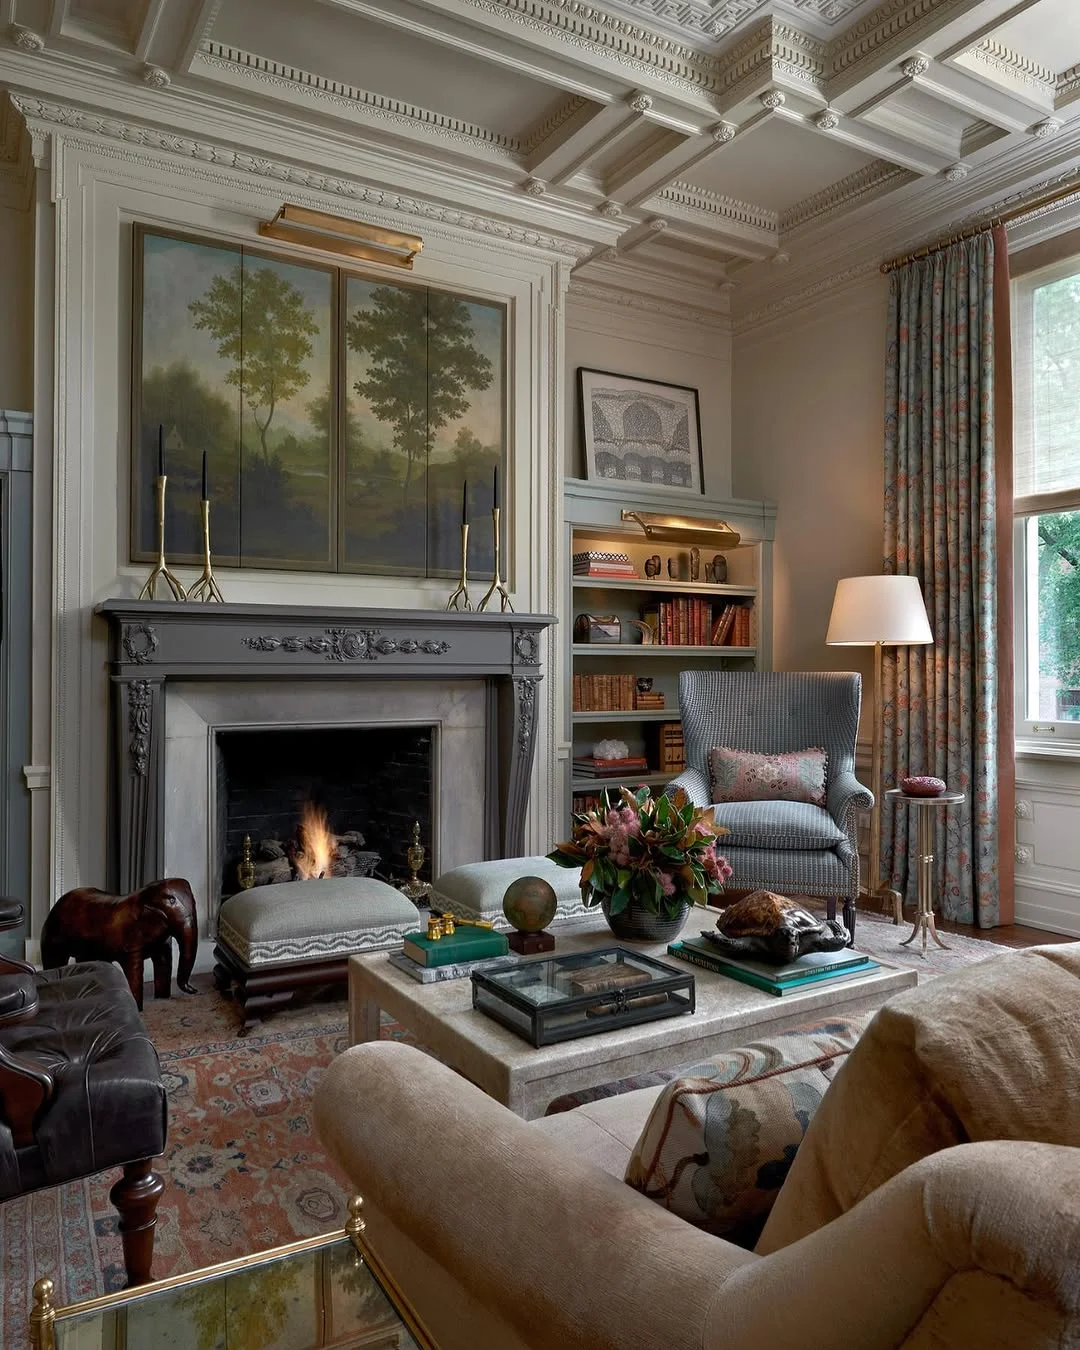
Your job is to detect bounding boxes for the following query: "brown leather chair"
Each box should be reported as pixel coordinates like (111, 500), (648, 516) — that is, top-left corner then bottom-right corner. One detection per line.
(0, 898), (167, 1285)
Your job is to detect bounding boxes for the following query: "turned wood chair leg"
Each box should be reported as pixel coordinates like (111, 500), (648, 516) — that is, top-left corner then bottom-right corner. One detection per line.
(110, 1158), (165, 1286)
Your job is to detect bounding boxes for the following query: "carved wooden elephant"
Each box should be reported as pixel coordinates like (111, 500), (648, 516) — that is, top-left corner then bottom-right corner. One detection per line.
(40, 877), (199, 1009)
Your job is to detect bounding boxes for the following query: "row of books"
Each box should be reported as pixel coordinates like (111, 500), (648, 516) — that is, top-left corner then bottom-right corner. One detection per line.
(572, 754), (649, 778)
(640, 598), (753, 648)
(667, 934), (879, 997)
(654, 721), (685, 775)
(573, 673), (657, 712)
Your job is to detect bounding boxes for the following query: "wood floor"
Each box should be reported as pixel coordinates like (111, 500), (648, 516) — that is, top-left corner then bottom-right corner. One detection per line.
(864, 899), (1075, 948)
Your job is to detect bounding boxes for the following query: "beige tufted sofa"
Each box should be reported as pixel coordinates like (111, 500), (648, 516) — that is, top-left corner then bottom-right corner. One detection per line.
(315, 943), (1080, 1350)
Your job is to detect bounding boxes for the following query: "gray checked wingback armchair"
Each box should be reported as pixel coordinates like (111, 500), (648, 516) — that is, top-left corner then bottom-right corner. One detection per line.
(668, 670), (871, 938)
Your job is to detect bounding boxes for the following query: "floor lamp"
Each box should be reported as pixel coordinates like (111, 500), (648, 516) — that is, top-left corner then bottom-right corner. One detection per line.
(826, 575), (933, 923)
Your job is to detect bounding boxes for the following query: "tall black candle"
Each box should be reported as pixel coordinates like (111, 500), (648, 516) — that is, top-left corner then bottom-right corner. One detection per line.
(493, 463), (499, 511)
(462, 479), (468, 526)
(201, 451), (208, 501)
(158, 425), (164, 478)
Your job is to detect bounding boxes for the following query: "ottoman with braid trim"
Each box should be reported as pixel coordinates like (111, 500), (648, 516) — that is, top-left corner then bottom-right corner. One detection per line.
(214, 878), (420, 1032)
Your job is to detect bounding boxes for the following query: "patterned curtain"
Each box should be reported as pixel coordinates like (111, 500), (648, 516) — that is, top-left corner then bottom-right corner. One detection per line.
(881, 228), (1014, 927)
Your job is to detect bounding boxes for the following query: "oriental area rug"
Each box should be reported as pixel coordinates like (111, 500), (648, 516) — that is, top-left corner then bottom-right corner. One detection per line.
(0, 912), (1020, 1344)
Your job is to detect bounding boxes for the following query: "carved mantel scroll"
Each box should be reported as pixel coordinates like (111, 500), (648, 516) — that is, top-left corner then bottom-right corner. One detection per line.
(98, 600), (554, 893)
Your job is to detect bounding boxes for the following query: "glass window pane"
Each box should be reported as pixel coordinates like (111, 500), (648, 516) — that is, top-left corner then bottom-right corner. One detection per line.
(1030, 274), (1080, 496)
(1029, 509), (1080, 720)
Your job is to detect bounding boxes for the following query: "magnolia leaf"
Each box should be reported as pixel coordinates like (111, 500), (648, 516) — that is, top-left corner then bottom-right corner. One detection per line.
(581, 859), (594, 884)
(607, 890), (630, 915)
(616, 867), (631, 888)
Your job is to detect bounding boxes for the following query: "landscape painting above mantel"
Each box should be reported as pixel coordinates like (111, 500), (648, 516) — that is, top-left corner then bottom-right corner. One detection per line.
(132, 225), (508, 578)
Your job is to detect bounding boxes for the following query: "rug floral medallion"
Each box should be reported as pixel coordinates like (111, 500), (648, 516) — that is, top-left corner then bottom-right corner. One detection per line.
(1, 913), (1010, 1343)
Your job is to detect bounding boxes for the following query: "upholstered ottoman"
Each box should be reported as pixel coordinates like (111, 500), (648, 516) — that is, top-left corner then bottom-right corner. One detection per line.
(431, 856), (588, 929)
(214, 878), (420, 1032)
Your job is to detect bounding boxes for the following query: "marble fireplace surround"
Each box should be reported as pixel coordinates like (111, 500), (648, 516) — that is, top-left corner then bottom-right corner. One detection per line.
(98, 601), (555, 934)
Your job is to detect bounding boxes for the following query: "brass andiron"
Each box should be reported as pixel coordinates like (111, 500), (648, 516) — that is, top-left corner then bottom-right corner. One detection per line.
(138, 474), (187, 600)
(400, 821), (433, 904)
(237, 834), (255, 891)
(188, 497), (225, 602)
(445, 521), (472, 611)
(477, 505), (513, 613)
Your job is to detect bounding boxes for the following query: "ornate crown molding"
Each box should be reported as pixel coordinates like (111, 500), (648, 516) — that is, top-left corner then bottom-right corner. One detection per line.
(462, 0), (718, 93)
(569, 276), (729, 329)
(593, 0), (870, 46)
(1057, 62), (1080, 99)
(7, 95), (588, 257)
(828, 0), (971, 81)
(520, 94), (589, 153)
(718, 18), (827, 99)
(659, 180), (776, 233)
(780, 160), (911, 232)
(734, 258), (882, 333)
(199, 42), (521, 156)
(966, 39), (1054, 95)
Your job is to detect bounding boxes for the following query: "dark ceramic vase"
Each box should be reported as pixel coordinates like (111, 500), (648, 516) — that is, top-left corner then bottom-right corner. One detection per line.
(600, 894), (691, 943)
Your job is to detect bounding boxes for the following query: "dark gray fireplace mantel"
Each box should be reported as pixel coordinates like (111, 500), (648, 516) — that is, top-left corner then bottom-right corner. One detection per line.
(97, 600), (556, 894)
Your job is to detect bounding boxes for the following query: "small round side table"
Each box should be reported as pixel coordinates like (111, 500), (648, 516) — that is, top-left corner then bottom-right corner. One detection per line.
(884, 788), (965, 956)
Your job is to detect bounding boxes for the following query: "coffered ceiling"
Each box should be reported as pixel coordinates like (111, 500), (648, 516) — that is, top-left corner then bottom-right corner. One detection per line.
(4, 0), (1080, 316)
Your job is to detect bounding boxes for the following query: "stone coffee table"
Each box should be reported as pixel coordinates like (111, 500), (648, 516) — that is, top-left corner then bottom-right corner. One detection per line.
(348, 921), (917, 1119)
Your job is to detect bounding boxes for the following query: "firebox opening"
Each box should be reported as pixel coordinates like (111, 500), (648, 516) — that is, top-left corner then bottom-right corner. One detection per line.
(215, 724), (434, 901)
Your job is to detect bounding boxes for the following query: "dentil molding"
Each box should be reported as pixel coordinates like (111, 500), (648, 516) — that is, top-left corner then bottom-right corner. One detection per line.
(7, 95), (590, 260)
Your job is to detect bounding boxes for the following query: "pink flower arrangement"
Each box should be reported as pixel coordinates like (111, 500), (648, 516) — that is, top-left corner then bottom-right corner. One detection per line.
(548, 786), (732, 920)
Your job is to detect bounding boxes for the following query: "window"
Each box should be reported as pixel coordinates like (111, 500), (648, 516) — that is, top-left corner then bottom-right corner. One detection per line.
(1013, 254), (1080, 740)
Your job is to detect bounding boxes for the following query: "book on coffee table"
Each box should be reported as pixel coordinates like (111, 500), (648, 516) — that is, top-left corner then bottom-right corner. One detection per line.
(403, 927), (509, 968)
(668, 936), (878, 996)
(388, 949), (519, 984)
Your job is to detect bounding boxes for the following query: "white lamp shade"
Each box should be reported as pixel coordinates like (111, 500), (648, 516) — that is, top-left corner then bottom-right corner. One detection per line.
(826, 575), (933, 646)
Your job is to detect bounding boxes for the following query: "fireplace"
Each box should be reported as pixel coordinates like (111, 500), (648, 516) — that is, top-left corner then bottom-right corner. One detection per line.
(215, 723), (434, 899)
(98, 600), (554, 936)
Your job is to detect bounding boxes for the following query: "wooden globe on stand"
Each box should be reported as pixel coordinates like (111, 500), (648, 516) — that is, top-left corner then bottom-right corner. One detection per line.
(502, 876), (558, 954)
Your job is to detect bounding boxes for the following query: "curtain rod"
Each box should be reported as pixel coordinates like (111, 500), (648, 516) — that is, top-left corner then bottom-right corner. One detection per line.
(880, 178), (1080, 274)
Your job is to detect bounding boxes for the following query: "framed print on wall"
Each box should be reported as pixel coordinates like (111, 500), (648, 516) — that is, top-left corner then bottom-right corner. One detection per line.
(578, 368), (704, 494)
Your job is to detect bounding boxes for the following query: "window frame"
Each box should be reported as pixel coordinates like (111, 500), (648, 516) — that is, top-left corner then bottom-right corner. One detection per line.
(1013, 253), (1080, 747)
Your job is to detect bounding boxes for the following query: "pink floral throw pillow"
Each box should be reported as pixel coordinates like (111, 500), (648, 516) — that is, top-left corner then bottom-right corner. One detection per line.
(709, 746), (827, 807)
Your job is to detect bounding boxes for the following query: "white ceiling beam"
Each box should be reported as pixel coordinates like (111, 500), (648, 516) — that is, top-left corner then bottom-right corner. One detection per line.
(608, 123), (736, 209)
(135, 0), (168, 63)
(177, 0), (221, 72)
(826, 0), (1042, 102)
(770, 103), (953, 176)
(526, 100), (618, 180)
(910, 57), (1049, 131)
(46, 0), (68, 37)
(544, 96), (655, 188)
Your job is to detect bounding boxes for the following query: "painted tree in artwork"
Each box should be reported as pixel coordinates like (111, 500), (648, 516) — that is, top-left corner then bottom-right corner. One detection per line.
(346, 286), (494, 500)
(189, 264), (318, 460)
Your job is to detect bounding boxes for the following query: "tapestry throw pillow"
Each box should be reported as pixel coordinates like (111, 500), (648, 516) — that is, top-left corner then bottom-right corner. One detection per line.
(709, 746), (827, 807)
(624, 1019), (863, 1248)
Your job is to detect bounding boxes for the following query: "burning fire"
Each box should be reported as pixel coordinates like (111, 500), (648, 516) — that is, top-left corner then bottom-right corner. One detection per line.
(294, 802), (336, 880)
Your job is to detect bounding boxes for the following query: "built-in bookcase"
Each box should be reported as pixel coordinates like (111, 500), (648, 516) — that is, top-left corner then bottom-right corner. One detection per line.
(563, 481), (775, 820)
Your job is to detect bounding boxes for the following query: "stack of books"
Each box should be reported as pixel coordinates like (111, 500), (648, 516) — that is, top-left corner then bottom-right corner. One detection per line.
(651, 721), (685, 774)
(402, 925), (509, 968)
(573, 551), (638, 579)
(667, 933), (879, 996)
(634, 689), (665, 710)
(572, 754), (649, 778)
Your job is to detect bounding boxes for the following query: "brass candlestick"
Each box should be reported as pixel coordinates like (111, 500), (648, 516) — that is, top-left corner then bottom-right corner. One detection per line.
(188, 498), (225, 602)
(445, 522), (472, 611)
(477, 506), (513, 613)
(138, 474), (187, 600)
(400, 820), (433, 903)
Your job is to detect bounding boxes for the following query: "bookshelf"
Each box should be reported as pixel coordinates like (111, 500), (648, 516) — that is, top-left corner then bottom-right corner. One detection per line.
(564, 482), (775, 818)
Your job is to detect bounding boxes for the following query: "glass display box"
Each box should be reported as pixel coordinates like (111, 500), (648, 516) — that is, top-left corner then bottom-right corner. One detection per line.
(471, 946), (695, 1046)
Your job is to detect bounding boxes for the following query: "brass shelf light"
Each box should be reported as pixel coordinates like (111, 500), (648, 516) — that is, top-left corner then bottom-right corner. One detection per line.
(259, 203), (422, 269)
(621, 510), (741, 548)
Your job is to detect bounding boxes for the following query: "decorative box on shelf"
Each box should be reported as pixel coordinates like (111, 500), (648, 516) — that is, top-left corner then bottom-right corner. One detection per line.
(471, 947), (695, 1046)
